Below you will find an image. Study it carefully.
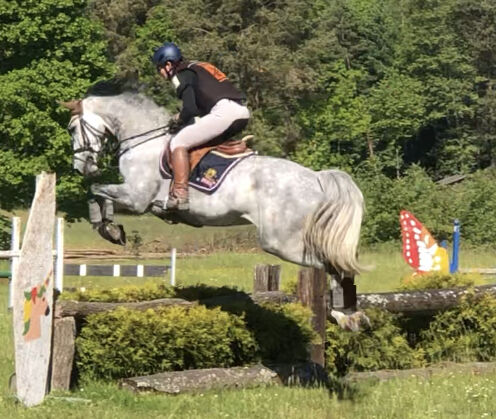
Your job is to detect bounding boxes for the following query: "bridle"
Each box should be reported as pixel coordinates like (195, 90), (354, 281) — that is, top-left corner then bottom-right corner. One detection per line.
(71, 116), (109, 155)
(70, 113), (171, 164)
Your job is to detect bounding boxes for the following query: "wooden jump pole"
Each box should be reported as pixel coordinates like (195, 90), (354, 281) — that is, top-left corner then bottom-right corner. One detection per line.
(12, 172), (56, 407)
(55, 217), (64, 292)
(297, 267), (327, 367)
(253, 264), (281, 292)
(7, 217), (21, 309)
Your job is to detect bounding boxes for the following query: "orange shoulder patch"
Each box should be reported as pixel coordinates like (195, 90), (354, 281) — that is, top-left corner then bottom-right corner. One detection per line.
(197, 62), (228, 82)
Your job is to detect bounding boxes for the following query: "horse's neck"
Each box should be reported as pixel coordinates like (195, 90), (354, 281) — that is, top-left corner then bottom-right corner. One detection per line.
(117, 134), (168, 164)
(112, 113), (170, 163)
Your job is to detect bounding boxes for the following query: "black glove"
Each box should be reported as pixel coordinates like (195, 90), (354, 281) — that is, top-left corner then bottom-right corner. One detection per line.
(168, 117), (183, 134)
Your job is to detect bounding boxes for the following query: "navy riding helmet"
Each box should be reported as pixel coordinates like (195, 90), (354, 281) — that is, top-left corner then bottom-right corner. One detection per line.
(151, 42), (182, 69)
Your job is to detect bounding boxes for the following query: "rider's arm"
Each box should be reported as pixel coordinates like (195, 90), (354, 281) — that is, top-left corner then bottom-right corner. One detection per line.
(175, 69), (200, 125)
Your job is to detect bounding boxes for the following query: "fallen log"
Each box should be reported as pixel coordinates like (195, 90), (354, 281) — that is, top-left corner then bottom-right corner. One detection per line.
(54, 284), (496, 320)
(200, 291), (298, 307)
(121, 362), (328, 394)
(357, 284), (496, 316)
(55, 298), (195, 319)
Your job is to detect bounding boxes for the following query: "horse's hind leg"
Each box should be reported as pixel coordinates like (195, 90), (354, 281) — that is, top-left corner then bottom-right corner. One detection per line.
(327, 270), (371, 331)
(328, 271), (357, 313)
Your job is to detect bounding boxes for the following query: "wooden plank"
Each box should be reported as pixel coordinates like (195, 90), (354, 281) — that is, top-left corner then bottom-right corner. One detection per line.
(55, 298), (196, 319)
(13, 172), (56, 407)
(459, 268), (496, 275)
(63, 264), (169, 277)
(50, 317), (76, 391)
(8, 217), (21, 309)
(253, 264), (281, 292)
(297, 268), (327, 367)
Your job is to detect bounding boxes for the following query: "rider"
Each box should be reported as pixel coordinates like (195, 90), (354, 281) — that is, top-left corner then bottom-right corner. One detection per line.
(152, 42), (250, 211)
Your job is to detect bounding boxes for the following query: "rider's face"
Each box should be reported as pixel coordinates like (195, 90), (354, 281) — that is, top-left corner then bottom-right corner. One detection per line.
(158, 62), (174, 80)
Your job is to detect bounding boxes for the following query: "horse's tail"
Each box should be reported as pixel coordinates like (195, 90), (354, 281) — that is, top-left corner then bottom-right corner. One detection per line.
(303, 170), (364, 276)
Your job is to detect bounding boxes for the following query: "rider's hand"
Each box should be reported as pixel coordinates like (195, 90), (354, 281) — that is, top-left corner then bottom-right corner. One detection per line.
(168, 113), (182, 134)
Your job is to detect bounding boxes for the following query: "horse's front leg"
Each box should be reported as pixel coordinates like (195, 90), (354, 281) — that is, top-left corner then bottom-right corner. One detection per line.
(88, 182), (159, 245)
(91, 183), (154, 213)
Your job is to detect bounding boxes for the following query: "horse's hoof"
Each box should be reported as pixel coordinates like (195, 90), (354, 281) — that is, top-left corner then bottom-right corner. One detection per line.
(96, 222), (126, 245)
(330, 310), (371, 332)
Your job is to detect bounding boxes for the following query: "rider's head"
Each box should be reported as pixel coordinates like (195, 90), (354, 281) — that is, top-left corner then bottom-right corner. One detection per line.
(152, 42), (182, 80)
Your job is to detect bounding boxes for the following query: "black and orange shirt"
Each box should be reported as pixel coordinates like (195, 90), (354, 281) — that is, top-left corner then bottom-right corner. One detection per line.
(172, 61), (246, 125)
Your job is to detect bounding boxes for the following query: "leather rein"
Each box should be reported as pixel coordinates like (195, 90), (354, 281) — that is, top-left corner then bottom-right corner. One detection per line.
(71, 115), (170, 161)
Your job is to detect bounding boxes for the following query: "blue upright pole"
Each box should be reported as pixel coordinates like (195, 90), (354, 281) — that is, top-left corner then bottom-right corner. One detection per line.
(450, 219), (460, 274)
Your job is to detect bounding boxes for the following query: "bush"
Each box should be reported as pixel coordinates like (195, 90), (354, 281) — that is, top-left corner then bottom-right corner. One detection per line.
(62, 282), (175, 302)
(76, 305), (258, 380)
(355, 165), (496, 246)
(75, 292), (316, 380)
(326, 308), (424, 376)
(419, 294), (496, 363)
(399, 272), (483, 291)
(242, 302), (317, 362)
(62, 283), (243, 303)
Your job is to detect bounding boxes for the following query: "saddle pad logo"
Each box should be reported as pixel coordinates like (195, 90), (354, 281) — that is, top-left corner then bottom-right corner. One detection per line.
(199, 168), (218, 188)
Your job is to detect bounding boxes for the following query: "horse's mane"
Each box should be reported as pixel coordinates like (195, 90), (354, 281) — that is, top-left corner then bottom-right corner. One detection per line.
(84, 77), (165, 117)
(85, 77), (141, 98)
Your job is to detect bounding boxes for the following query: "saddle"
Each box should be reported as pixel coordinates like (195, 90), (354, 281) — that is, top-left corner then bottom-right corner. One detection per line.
(164, 135), (254, 172)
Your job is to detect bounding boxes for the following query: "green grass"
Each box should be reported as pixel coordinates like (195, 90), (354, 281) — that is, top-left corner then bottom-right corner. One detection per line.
(2, 216), (496, 417)
(60, 246), (496, 295)
(1, 344), (495, 419)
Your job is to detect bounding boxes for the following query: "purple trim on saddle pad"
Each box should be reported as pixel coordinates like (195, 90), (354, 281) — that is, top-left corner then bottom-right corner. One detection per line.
(159, 149), (255, 194)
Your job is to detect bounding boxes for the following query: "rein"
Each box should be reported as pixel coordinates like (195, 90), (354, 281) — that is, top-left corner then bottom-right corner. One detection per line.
(117, 125), (170, 158)
(73, 115), (170, 160)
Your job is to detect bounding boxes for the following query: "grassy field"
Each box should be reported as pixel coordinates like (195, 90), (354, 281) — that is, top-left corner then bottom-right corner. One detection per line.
(1, 270), (495, 419)
(1, 214), (496, 417)
(4, 212), (495, 293)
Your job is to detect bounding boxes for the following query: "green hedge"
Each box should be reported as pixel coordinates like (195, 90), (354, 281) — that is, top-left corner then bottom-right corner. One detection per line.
(356, 166), (496, 246)
(326, 308), (424, 376)
(75, 301), (316, 381)
(420, 294), (496, 363)
(73, 285), (496, 381)
(76, 305), (258, 380)
(398, 272), (483, 291)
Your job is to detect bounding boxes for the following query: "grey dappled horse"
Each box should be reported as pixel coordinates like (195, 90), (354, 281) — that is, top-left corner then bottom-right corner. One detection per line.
(62, 91), (369, 329)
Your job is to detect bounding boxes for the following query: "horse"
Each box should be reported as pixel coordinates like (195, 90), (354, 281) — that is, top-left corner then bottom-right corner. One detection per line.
(61, 89), (369, 330)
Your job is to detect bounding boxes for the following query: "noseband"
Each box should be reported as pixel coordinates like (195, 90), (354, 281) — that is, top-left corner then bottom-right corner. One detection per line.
(70, 115), (109, 155)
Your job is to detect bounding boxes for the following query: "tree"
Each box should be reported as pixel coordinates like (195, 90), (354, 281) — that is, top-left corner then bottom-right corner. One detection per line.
(0, 0), (114, 214)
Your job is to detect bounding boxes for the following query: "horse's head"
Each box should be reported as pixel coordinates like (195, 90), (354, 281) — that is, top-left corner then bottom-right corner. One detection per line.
(60, 99), (112, 177)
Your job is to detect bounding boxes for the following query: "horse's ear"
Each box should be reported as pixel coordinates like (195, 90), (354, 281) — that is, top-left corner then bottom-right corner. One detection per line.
(58, 99), (82, 115)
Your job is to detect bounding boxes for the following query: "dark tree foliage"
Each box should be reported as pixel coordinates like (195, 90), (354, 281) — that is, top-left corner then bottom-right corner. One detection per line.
(2, 0), (496, 244)
(0, 0), (114, 215)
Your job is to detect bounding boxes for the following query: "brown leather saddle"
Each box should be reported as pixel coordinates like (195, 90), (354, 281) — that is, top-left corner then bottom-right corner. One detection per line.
(165, 135), (253, 172)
